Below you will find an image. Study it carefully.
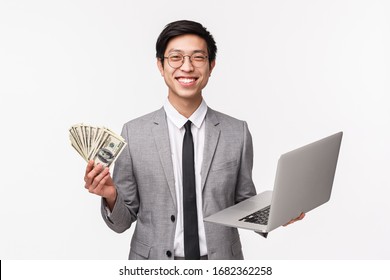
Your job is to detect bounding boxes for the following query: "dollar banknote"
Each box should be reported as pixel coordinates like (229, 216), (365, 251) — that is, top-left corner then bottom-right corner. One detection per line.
(69, 124), (127, 167)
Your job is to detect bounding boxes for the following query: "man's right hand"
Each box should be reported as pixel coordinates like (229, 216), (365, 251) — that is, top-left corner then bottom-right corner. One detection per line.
(84, 160), (117, 211)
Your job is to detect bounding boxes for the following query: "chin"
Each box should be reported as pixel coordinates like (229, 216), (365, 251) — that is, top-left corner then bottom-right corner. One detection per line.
(174, 89), (201, 99)
(179, 92), (202, 101)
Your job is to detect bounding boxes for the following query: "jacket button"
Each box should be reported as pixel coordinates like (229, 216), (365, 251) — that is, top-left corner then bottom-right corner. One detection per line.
(166, 250), (172, 258)
(171, 215), (175, 222)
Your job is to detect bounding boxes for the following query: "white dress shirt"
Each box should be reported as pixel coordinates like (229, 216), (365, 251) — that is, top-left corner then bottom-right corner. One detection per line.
(163, 98), (208, 257)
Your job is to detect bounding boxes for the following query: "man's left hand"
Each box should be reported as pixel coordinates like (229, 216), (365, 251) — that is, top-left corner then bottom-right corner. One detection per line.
(283, 212), (305, 226)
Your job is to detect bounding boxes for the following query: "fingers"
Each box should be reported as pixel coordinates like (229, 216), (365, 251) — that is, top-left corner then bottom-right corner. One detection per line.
(88, 167), (109, 194)
(92, 172), (111, 194)
(291, 212), (305, 222)
(84, 161), (103, 185)
(283, 212), (306, 227)
(84, 161), (110, 192)
(84, 160), (95, 179)
(297, 212), (305, 220)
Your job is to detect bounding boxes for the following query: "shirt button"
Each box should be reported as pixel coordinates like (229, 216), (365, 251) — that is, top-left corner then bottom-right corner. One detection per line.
(171, 215), (175, 222)
(166, 250), (172, 258)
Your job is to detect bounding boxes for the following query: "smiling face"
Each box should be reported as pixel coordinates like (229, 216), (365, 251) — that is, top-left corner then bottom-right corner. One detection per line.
(157, 34), (215, 109)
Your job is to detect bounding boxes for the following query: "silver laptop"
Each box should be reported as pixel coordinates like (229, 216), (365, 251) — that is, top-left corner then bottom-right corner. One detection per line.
(204, 132), (343, 237)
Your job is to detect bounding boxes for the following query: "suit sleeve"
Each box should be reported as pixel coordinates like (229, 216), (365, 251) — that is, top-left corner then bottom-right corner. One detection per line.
(100, 124), (139, 233)
(235, 121), (257, 203)
(237, 122), (268, 238)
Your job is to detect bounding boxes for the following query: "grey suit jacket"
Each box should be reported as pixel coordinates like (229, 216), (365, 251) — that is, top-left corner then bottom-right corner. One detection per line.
(101, 107), (256, 260)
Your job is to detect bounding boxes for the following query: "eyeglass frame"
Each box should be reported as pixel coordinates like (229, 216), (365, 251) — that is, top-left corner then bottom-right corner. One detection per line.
(163, 52), (209, 69)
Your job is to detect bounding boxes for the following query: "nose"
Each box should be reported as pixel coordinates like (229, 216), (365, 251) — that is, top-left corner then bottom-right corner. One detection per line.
(180, 55), (194, 72)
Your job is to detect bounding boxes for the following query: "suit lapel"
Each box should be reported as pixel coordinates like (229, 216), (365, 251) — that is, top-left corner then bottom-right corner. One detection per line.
(152, 108), (177, 208)
(201, 108), (221, 191)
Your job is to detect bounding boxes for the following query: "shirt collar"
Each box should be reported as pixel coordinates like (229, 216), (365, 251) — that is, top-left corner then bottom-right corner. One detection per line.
(164, 98), (208, 129)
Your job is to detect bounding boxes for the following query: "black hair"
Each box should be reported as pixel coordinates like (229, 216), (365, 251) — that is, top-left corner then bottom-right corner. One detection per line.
(156, 20), (217, 64)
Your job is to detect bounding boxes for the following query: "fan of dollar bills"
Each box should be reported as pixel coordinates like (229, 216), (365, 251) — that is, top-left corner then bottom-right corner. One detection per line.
(69, 124), (127, 167)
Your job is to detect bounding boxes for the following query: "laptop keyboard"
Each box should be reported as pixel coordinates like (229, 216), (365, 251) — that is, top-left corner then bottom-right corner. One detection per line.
(239, 205), (271, 225)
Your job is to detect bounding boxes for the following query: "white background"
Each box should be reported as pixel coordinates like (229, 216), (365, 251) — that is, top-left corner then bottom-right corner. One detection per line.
(0, 0), (389, 260)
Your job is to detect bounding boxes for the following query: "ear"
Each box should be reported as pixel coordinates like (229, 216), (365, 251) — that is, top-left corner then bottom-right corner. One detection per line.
(209, 60), (216, 76)
(157, 58), (164, 76)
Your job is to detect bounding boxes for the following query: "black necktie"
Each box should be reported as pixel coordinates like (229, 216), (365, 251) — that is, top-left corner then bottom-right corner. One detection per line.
(182, 120), (200, 260)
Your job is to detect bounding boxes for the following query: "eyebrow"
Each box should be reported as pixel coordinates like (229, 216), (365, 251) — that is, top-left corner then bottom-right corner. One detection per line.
(167, 49), (207, 54)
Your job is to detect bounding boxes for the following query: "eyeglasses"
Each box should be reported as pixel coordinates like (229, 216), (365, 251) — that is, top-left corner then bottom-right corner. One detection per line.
(163, 53), (209, 69)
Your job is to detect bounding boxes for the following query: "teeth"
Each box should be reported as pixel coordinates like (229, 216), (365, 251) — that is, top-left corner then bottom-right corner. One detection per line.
(178, 78), (195, 84)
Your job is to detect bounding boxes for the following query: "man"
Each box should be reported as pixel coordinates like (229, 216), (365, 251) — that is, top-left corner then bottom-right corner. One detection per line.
(84, 20), (303, 260)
